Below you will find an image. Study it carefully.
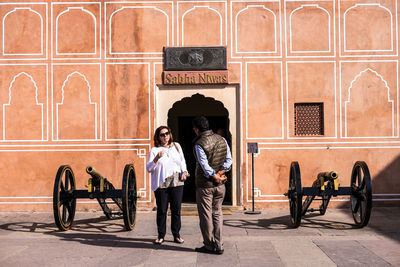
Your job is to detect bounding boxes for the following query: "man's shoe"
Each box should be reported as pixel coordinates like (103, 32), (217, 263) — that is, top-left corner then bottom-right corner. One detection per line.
(195, 246), (214, 254)
(215, 249), (224, 255)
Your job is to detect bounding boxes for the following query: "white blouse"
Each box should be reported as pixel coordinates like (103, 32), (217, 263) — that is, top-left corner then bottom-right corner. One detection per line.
(146, 142), (188, 191)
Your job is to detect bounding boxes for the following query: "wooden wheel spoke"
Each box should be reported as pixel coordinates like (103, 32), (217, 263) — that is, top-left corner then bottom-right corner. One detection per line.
(353, 198), (361, 214)
(359, 201), (365, 220)
(357, 167), (362, 186)
(62, 204), (67, 222)
(360, 176), (366, 189)
(60, 181), (65, 192)
(66, 201), (73, 216)
(65, 173), (70, 190)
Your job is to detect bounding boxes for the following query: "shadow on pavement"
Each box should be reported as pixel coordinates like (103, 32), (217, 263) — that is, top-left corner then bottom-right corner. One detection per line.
(0, 216), (126, 233)
(300, 213), (357, 229)
(223, 213), (356, 230)
(0, 216), (194, 252)
(52, 233), (194, 251)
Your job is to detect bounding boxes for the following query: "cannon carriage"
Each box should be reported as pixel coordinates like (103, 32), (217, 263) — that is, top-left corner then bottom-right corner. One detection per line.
(285, 161), (372, 228)
(53, 164), (137, 231)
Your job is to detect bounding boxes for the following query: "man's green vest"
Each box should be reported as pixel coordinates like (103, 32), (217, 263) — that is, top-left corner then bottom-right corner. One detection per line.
(193, 130), (227, 188)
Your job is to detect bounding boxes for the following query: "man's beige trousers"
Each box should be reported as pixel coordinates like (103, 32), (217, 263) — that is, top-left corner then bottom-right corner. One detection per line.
(196, 184), (226, 251)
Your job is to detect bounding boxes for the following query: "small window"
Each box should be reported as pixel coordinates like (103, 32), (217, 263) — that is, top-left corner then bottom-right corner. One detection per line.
(294, 103), (324, 136)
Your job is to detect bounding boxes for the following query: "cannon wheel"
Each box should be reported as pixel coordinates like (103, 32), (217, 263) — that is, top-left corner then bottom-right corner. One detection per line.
(289, 162), (303, 228)
(350, 161), (372, 228)
(122, 164), (137, 231)
(53, 165), (76, 231)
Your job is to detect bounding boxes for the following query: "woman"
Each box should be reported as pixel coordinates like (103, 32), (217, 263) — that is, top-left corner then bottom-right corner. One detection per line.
(146, 126), (188, 245)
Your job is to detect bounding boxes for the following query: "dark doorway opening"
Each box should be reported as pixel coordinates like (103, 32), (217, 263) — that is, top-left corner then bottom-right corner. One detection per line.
(167, 94), (232, 204)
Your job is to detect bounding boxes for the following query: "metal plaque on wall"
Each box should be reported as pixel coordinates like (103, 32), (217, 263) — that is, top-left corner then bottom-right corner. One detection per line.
(164, 46), (227, 71)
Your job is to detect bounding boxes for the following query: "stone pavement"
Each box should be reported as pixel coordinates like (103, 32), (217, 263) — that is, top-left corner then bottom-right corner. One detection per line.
(0, 207), (399, 266)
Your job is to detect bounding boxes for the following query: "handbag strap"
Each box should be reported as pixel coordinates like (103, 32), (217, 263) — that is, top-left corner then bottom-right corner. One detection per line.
(173, 142), (186, 174)
(173, 142), (180, 153)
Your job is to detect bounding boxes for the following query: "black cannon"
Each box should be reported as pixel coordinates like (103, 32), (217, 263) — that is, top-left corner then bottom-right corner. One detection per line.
(53, 164), (137, 231)
(285, 161), (372, 228)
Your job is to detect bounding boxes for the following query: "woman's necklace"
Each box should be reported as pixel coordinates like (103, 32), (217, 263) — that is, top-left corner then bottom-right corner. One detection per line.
(161, 145), (170, 157)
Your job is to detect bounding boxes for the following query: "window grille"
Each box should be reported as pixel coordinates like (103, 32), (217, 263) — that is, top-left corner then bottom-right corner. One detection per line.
(294, 103), (324, 136)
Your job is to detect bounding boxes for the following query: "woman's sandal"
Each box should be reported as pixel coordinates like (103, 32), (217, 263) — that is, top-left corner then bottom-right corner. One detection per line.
(174, 237), (184, 244)
(154, 238), (164, 245)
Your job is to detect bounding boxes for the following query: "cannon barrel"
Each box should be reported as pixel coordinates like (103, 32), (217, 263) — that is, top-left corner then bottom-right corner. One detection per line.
(86, 166), (104, 181)
(317, 171), (338, 180)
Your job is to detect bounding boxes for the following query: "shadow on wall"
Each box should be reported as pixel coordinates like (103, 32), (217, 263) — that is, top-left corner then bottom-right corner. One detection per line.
(370, 154), (400, 204)
(365, 154), (400, 242)
(337, 155), (400, 242)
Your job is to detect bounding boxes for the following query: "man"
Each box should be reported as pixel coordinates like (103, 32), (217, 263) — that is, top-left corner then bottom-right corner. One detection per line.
(192, 116), (232, 255)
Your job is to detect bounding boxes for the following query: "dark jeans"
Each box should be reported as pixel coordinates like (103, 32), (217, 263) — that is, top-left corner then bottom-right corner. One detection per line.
(154, 185), (184, 239)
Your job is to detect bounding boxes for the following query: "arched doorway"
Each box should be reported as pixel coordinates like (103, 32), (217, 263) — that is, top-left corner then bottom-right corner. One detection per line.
(167, 93), (232, 204)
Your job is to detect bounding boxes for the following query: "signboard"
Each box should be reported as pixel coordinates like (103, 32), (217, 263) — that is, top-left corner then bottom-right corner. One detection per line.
(164, 46), (227, 71)
(163, 70), (228, 85)
(247, 142), (258, 153)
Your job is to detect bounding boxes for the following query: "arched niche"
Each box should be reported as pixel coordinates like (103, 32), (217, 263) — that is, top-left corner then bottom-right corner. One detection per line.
(344, 4), (392, 51)
(236, 5), (276, 53)
(345, 69), (394, 137)
(3, 72), (43, 140)
(290, 5), (330, 52)
(56, 72), (97, 140)
(56, 7), (96, 54)
(110, 7), (168, 53)
(3, 8), (43, 55)
(182, 6), (222, 46)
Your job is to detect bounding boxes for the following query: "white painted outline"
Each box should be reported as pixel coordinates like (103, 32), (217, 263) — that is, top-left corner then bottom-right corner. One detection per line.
(0, 3), (47, 60)
(227, 61), (243, 163)
(3, 72), (44, 141)
(0, 64), (48, 142)
(339, 1), (398, 57)
(0, 146), (151, 203)
(2, 8), (43, 56)
(14, 188), (400, 205)
(286, 61), (337, 139)
(55, 7), (97, 55)
(235, 5), (277, 54)
(109, 6), (169, 54)
(339, 60), (399, 139)
(344, 68), (394, 138)
(182, 6), (222, 46)
(245, 61), (284, 140)
(245, 146), (400, 203)
(4, 139), (400, 148)
(52, 2), (101, 60)
(344, 4), (393, 53)
(284, 0), (335, 58)
(105, 62), (151, 141)
(227, 61), (244, 204)
(153, 62), (163, 137)
(105, 1), (173, 59)
(51, 63), (102, 142)
(289, 4), (331, 53)
(55, 72), (98, 141)
(178, 1), (227, 47)
(230, 0), (282, 59)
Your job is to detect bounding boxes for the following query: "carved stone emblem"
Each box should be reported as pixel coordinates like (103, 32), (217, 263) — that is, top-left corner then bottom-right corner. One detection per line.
(164, 47), (227, 71)
(188, 51), (204, 65)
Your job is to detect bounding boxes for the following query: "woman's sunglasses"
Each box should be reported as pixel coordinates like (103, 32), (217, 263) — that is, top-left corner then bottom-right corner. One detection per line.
(159, 132), (170, 137)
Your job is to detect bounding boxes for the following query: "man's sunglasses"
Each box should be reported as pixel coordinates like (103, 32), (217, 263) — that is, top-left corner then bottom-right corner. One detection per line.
(159, 132), (170, 137)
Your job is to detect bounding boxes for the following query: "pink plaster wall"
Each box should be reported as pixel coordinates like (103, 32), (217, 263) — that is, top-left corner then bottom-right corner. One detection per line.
(0, 0), (399, 211)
